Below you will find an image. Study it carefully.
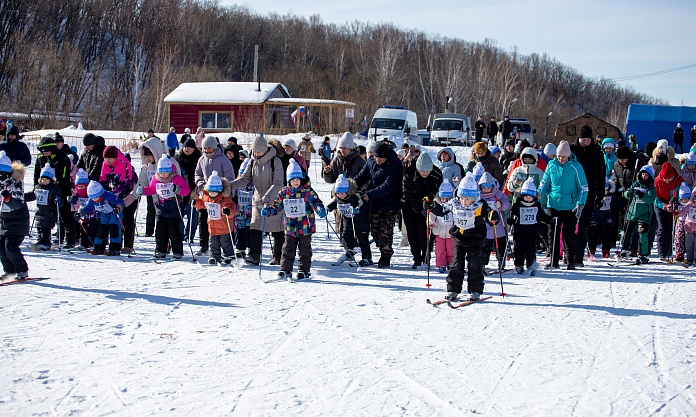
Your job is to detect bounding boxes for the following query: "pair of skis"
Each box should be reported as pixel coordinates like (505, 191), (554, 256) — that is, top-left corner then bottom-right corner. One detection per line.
(426, 295), (493, 309)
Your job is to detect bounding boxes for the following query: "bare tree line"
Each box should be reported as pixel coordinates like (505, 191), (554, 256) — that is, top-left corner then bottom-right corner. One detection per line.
(0, 0), (664, 140)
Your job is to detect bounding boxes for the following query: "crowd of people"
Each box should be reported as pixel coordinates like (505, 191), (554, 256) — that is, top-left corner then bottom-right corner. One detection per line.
(1, 119), (696, 302)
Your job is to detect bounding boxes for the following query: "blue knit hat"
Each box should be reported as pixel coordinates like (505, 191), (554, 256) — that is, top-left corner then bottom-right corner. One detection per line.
(457, 172), (480, 199)
(334, 174), (350, 194)
(286, 159), (304, 182)
(87, 180), (104, 199)
(205, 170), (223, 192)
(520, 177), (537, 197)
(472, 162), (485, 181)
(40, 165), (55, 180)
(0, 151), (11, 173)
(157, 154), (173, 173)
(76, 168), (89, 185)
(679, 182), (691, 199)
(639, 164), (655, 179)
(438, 179), (454, 198)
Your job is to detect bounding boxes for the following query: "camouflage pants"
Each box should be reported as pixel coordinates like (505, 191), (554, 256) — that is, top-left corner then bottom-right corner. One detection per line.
(370, 210), (399, 256)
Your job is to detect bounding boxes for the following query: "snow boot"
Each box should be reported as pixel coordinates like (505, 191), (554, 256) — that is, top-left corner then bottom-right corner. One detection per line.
(515, 266), (524, 274)
(15, 271), (28, 280)
(195, 248), (208, 257)
(332, 250), (355, 266)
(445, 291), (459, 301)
(358, 259), (374, 267)
(469, 292), (481, 301)
(245, 253), (260, 265)
(207, 257), (217, 265)
(296, 271), (311, 280)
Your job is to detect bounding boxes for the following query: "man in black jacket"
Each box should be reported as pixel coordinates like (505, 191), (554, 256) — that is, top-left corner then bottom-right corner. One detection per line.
(34, 137), (77, 248)
(673, 123), (684, 153)
(0, 125), (31, 167)
(474, 116), (486, 142)
(77, 133), (106, 181)
(402, 152), (442, 269)
(570, 125), (605, 266)
(486, 117), (499, 145)
(500, 116), (514, 141)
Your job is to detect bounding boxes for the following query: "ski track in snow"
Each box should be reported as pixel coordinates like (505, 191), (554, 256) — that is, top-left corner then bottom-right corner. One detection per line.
(1, 137), (696, 416)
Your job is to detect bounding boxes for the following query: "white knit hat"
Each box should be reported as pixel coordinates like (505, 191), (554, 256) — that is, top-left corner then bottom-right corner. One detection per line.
(334, 174), (350, 194)
(472, 162), (485, 181)
(520, 177), (537, 197)
(87, 180), (104, 199)
(283, 138), (297, 152)
(457, 172), (480, 199)
(679, 182), (691, 199)
(157, 154), (172, 173)
(337, 132), (355, 149)
(205, 170), (223, 192)
(438, 178), (454, 198)
(0, 151), (11, 173)
(286, 158), (304, 181)
(76, 168), (89, 184)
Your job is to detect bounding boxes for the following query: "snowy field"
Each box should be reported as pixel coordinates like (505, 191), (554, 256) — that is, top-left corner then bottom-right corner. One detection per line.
(1, 134), (695, 416)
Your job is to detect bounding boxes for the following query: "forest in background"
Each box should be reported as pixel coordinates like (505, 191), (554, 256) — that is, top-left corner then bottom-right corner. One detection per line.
(0, 0), (664, 140)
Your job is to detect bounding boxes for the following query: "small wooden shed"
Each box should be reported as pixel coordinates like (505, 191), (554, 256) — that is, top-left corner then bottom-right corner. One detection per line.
(554, 113), (622, 142)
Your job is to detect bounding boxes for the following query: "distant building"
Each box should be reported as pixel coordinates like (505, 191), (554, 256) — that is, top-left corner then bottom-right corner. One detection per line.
(554, 112), (622, 144)
(163, 82), (354, 135)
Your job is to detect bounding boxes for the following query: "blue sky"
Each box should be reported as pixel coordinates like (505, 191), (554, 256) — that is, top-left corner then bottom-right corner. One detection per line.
(231, 0), (695, 106)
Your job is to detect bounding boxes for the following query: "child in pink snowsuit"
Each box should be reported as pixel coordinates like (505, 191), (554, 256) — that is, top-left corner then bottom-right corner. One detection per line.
(429, 179), (455, 273)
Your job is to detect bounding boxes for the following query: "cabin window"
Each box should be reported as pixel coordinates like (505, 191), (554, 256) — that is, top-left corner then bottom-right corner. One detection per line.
(200, 112), (233, 130)
(565, 125), (576, 136)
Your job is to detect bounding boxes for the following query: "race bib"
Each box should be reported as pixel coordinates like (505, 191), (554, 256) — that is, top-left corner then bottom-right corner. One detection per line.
(237, 190), (252, 208)
(520, 207), (538, 225)
(147, 169), (156, 182)
(95, 204), (113, 213)
(205, 202), (221, 220)
(284, 198), (305, 218)
(156, 183), (175, 199)
(1, 203), (9, 212)
(78, 197), (89, 207)
(689, 207), (696, 222)
(300, 146), (307, 152)
(337, 203), (353, 218)
(35, 189), (49, 206)
(453, 209), (475, 230)
(600, 196), (611, 211)
(440, 211), (454, 227)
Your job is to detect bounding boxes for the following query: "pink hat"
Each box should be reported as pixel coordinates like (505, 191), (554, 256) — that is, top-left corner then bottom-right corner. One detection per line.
(557, 140), (571, 157)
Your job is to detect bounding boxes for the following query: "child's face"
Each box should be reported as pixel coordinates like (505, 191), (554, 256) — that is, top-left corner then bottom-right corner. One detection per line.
(289, 178), (301, 188)
(336, 192), (347, 199)
(159, 172), (170, 179)
(145, 154), (155, 164)
(440, 197), (450, 203)
(522, 195), (535, 203)
(687, 163), (696, 171)
(680, 198), (690, 205)
(480, 186), (492, 194)
(641, 172), (650, 181)
(40, 177), (51, 185)
(459, 196), (474, 207)
(208, 191), (220, 198)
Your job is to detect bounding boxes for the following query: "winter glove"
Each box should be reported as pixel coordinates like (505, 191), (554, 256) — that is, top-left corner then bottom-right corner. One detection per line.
(422, 199), (434, 211)
(113, 206), (121, 215)
(317, 207), (327, 219)
(171, 184), (180, 194)
(1, 189), (10, 201)
(488, 209), (500, 225)
(74, 211), (81, 221)
(634, 189), (645, 198)
(54, 195), (62, 204)
(260, 207), (271, 217)
(550, 217), (558, 224)
(572, 203), (584, 220)
(222, 207), (231, 216)
(123, 194), (137, 207)
(260, 195), (270, 204)
(351, 207), (359, 215)
(509, 215), (519, 224)
(77, 209), (85, 219)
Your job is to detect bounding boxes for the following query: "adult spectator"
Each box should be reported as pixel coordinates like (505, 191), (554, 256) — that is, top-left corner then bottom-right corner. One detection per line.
(486, 117), (499, 145)
(281, 138), (307, 173)
(34, 137), (77, 248)
(499, 139), (516, 177)
(673, 123), (684, 153)
(193, 135), (236, 256)
(298, 134), (316, 166)
(0, 125), (31, 167)
(323, 132), (365, 184)
(540, 143), (556, 165)
(354, 142), (403, 268)
(77, 133), (106, 181)
(500, 116), (514, 141)
(179, 128), (192, 146)
(570, 125), (606, 267)
(467, 141), (504, 188)
(402, 152), (442, 268)
(99, 145), (138, 253)
(229, 136), (284, 265)
(175, 137), (202, 241)
(690, 125), (696, 148)
(319, 136), (333, 168)
(474, 116), (486, 142)
(224, 142), (243, 177)
(54, 133), (78, 164)
(165, 127), (179, 157)
(539, 140), (588, 270)
(613, 145), (640, 242)
(436, 147), (465, 186)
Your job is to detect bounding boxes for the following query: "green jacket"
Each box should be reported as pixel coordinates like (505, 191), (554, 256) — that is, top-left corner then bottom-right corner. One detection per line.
(623, 179), (655, 223)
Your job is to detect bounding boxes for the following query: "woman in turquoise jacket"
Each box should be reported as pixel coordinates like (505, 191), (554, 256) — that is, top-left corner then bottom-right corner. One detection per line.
(539, 140), (589, 270)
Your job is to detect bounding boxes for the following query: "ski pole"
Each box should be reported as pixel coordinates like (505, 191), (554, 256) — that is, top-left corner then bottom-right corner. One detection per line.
(224, 211), (241, 266)
(424, 207), (432, 288)
(325, 215), (358, 264)
(77, 218), (94, 248)
(56, 198), (61, 252)
(550, 216), (558, 268)
(259, 204), (267, 280)
(491, 212), (506, 298)
(174, 195), (196, 262)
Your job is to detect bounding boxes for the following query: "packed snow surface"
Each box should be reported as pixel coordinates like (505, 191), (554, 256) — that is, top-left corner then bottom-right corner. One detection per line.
(1, 133), (694, 416)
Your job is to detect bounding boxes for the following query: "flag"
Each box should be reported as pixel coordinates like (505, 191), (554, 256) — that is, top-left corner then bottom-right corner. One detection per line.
(299, 106), (306, 116)
(290, 109), (298, 127)
(361, 115), (367, 130)
(426, 114), (431, 130)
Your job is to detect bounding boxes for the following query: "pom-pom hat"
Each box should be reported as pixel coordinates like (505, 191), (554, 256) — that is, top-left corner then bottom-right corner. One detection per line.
(157, 154), (173, 173)
(679, 182), (691, 199)
(205, 171), (223, 192)
(520, 177), (537, 197)
(40, 165), (55, 180)
(286, 159), (304, 182)
(457, 172), (480, 199)
(87, 180), (104, 199)
(472, 162), (485, 181)
(75, 168), (89, 185)
(0, 151), (11, 173)
(334, 174), (350, 194)
(438, 178), (454, 198)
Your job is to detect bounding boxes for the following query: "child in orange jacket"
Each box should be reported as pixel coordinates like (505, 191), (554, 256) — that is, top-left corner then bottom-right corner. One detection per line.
(194, 171), (237, 265)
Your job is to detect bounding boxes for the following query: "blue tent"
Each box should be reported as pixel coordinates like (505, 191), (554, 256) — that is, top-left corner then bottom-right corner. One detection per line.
(625, 104), (696, 151)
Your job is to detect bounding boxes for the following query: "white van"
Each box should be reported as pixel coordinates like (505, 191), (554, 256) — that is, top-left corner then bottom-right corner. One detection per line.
(429, 113), (472, 146)
(498, 118), (536, 146)
(368, 106), (419, 143)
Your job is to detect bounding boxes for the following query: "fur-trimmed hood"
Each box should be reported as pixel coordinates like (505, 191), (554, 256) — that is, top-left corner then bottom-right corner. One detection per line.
(11, 161), (24, 181)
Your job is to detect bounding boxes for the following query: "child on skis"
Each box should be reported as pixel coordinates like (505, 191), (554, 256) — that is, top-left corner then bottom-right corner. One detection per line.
(327, 174), (372, 266)
(426, 172), (498, 301)
(620, 165), (656, 264)
(508, 177), (552, 275)
(141, 154), (190, 259)
(588, 176), (620, 258)
(0, 152), (30, 279)
(478, 172), (509, 273)
(260, 159), (326, 280)
(24, 166), (63, 251)
(677, 183), (696, 266)
(232, 158), (253, 259)
(429, 179), (455, 273)
(193, 171), (237, 265)
(79, 181), (125, 255)
(69, 168), (98, 250)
